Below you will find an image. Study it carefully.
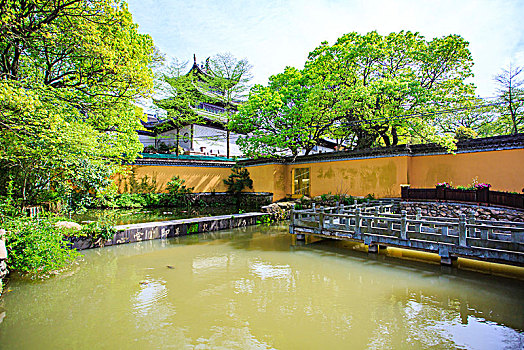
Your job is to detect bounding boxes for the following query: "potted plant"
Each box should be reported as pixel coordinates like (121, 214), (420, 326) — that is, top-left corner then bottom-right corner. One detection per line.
(436, 182), (451, 200)
(475, 183), (491, 203)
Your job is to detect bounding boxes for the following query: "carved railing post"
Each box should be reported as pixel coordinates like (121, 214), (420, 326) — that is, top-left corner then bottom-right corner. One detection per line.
(415, 208), (422, 233)
(354, 207), (361, 235)
(459, 214), (467, 247)
(319, 207), (324, 232)
(400, 210), (407, 240)
(467, 212), (476, 238)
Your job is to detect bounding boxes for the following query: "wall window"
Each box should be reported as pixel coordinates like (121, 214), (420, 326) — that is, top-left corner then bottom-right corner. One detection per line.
(293, 168), (310, 196)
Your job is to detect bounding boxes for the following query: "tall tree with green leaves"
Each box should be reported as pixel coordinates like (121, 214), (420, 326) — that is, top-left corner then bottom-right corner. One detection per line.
(0, 0), (156, 205)
(152, 58), (204, 155)
(234, 31), (476, 157)
(305, 31), (475, 149)
(232, 66), (338, 157)
(494, 65), (524, 134)
(207, 52), (252, 157)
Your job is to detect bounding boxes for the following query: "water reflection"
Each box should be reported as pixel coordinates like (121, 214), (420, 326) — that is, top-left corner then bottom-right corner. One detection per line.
(0, 224), (522, 349)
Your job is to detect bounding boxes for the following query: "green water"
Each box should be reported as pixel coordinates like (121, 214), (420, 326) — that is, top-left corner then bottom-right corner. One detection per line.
(0, 224), (523, 349)
(70, 206), (245, 225)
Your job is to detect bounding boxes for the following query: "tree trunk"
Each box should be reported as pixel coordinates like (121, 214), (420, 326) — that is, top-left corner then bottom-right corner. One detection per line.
(175, 128), (180, 156)
(381, 132), (391, 147)
(391, 126), (398, 146)
(226, 129), (230, 158)
(355, 129), (376, 149)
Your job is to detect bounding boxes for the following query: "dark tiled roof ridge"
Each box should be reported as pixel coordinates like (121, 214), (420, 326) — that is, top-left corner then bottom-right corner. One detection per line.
(238, 133), (524, 166)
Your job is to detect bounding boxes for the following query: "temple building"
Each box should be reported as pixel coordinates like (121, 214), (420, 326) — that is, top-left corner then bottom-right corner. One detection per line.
(138, 55), (245, 157)
(138, 55), (336, 158)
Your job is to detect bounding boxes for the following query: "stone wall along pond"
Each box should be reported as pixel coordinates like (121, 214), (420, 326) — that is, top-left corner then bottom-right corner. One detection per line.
(69, 212), (270, 250)
(401, 201), (524, 222)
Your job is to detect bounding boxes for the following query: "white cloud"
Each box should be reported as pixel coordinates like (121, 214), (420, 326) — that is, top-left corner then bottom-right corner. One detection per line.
(128, 0), (524, 96)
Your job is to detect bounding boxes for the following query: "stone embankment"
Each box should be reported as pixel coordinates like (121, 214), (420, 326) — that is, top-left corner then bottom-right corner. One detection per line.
(401, 201), (524, 222)
(261, 201), (297, 220)
(70, 212), (270, 250)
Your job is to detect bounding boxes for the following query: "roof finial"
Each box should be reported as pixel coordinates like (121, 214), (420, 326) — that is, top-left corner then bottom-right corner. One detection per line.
(193, 54), (196, 64)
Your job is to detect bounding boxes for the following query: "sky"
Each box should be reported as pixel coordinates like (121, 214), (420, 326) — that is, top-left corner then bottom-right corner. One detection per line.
(127, 0), (524, 98)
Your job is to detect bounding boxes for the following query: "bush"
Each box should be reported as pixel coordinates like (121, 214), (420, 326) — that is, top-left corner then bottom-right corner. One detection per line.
(143, 145), (157, 153)
(157, 142), (171, 154)
(165, 176), (193, 195)
(114, 193), (147, 208)
(78, 221), (116, 247)
(2, 216), (80, 276)
(224, 164), (253, 194)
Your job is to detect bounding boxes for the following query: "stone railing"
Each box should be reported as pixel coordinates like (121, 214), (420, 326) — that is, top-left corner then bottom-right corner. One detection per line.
(290, 205), (524, 266)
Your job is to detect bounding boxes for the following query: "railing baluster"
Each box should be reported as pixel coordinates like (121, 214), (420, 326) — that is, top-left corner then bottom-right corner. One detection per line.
(355, 207), (361, 235)
(319, 207), (324, 232)
(400, 210), (407, 240)
(480, 227), (488, 240)
(415, 208), (422, 233)
(467, 212), (476, 238)
(459, 214), (467, 247)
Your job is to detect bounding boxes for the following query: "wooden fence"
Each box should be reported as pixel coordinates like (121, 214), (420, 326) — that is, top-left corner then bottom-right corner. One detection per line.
(401, 186), (524, 209)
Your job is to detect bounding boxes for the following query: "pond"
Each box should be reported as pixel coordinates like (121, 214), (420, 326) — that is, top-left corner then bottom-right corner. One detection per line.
(0, 224), (523, 349)
(70, 206), (249, 225)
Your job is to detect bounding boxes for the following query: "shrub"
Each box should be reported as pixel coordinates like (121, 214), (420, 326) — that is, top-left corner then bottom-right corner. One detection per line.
(223, 164), (253, 194)
(143, 145), (157, 153)
(165, 176), (193, 195)
(78, 221), (116, 247)
(3, 216), (80, 276)
(157, 142), (171, 154)
(436, 182), (451, 188)
(114, 193), (147, 208)
(474, 183), (491, 190)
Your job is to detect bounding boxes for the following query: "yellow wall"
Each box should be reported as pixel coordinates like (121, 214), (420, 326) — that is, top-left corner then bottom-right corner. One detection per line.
(119, 165), (232, 193)
(408, 149), (524, 192)
(122, 147), (524, 201)
(245, 163), (288, 200)
(285, 156), (409, 199)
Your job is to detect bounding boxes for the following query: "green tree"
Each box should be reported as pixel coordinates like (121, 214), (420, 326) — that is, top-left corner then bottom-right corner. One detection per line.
(153, 58), (205, 155)
(305, 31), (475, 149)
(232, 66), (337, 157)
(223, 163), (253, 194)
(234, 31), (476, 157)
(433, 98), (499, 138)
(223, 163), (253, 209)
(207, 52), (252, 157)
(0, 0), (156, 205)
(494, 65), (524, 134)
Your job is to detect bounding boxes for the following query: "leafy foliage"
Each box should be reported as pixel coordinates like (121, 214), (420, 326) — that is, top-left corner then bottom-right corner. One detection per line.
(2, 216), (80, 276)
(233, 31), (476, 157)
(223, 164), (254, 194)
(0, 0), (157, 206)
(78, 221), (116, 247)
(165, 176), (193, 195)
(454, 126), (478, 141)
